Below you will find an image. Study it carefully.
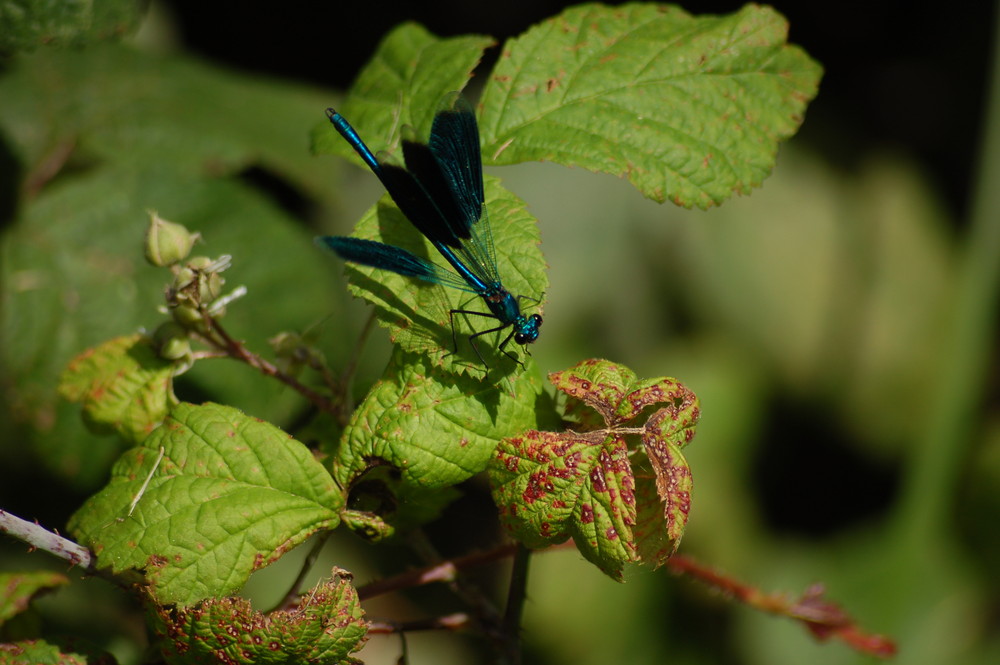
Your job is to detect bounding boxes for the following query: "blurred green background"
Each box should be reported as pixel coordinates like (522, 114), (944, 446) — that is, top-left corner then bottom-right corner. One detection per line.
(1, 1), (997, 664)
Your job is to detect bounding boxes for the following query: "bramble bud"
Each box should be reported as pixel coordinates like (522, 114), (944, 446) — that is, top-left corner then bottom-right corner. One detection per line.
(199, 271), (224, 302)
(269, 332), (303, 357)
(144, 211), (197, 267)
(171, 302), (203, 327)
(152, 321), (192, 360)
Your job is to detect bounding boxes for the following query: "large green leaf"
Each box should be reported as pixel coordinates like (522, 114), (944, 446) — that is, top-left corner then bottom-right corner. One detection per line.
(311, 22), (493, 161)
(69, 402), (343, 606)
(333, 349), (543, 496)
(0, 43), (336, 200)
(0, 0), (145, 54)
(478, 3), (822, 208)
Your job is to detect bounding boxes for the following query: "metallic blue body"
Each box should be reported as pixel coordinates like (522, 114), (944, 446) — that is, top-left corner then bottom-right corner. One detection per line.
(320, 96), (542, 363)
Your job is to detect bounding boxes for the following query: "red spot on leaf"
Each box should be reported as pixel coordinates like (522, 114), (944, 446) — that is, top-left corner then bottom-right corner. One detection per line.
(590, 466), (607, 493)
(523, 470), (554, 504)
(564, 451), (582, 469)
(580, 504), (594, 524)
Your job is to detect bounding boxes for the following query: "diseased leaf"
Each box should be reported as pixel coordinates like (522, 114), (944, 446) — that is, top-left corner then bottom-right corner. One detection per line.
(492, 429), (636, 579)
(59, 335), (178, 444)
(478, 3), (822, 208)
(489, 359), (700, 580)
(642, 399), (697, 540)
(550, 361), (639, 424)
(68, 403), (343, 606)
(0, 640), (95, 665)
(0, 571), (69, 625)
(311, 23), (494, 161)
(153, 571), (368, 665)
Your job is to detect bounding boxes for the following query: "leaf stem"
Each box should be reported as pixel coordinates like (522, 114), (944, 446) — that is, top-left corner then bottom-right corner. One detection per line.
(336, 309), (379, 417)
(499, 544), (531, 665)
(367, 613), (470, 634)
(273, 532), (331, 611)
(199, 310), (339, 415)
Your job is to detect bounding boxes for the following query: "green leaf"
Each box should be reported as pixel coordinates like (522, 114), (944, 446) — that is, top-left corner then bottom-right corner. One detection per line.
(0, 571), (68, 625)
(0, 0), (145, 54)
(478, 3), (822, 208)
(332, 349), (542, 529)
(0, 43), (336, 200)
(153, 571), (368, 665)
(68, 403), (343, 606)
(311, 23), (494, 160)
(489, 359), (699, 580)
(335, 175), (547, 377)
(59, 334), (178, 444)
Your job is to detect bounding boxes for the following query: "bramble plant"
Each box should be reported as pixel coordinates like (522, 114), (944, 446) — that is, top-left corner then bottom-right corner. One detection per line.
(0, 2), (902, 664)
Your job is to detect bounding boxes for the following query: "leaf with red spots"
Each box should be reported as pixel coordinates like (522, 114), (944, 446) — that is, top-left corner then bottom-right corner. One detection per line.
(0, 639), (101, 664)
(59, 334), (178, 444)
(68, 402), (343, 606)
(0, 571), (69, 625)
(478, 3), (822, 209)
(550, 359), (638, 425)
(491, 430), (634, 578)
(153, 569), (368, 665)
(641, 399), (698, 550)
(489, 359), (699, 579)
(331, 349), (543, 534)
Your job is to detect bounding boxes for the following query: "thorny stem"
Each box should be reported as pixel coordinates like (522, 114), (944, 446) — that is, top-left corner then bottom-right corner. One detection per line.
(667, 553), (897, 658)
(0, 509), (144, 591)
(0, 509), (92, 569)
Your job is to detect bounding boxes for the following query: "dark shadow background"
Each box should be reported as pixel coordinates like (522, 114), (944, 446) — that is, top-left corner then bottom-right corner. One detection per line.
(164, 0), (995, 226)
